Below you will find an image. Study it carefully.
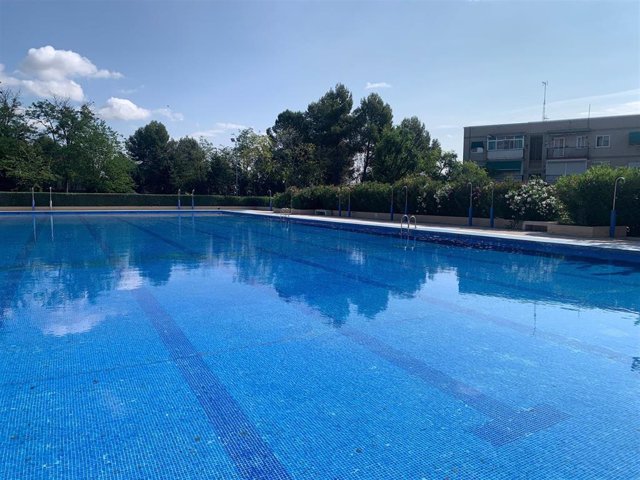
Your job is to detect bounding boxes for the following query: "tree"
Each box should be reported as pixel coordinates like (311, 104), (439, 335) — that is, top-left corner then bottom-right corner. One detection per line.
(126, 121), (171, 193)
(372, 116), (437, 183)
(268, 110), (320, 189)
(305, 83), (355, 185)
(352, 93), (392, 182)
(167, 137), (208, 192)
(231, 128), (274, 195)
(201, 141), (234, 195)
(0, 89), (55, 190)
(27, 99), (134, 192)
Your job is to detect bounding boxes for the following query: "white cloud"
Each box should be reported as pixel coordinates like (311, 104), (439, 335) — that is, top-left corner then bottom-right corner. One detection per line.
(365, 81), (392, 90)
(0, 63), (85, 101)
(1, 46), (122, 102)
(154, 107), (184, 122)
(96, 98), (184, 122)
(191, 122), (248, 138)
(580, 100), (640, 117)
(97, 97), (151, 120)
(19, 45), (122, 80)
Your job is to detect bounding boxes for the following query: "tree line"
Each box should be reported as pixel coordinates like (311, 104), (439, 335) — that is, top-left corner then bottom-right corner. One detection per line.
(0, 84), (458, 195)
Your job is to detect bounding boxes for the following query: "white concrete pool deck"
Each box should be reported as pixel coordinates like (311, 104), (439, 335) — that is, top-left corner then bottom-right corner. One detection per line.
(238, 210), (640, 254)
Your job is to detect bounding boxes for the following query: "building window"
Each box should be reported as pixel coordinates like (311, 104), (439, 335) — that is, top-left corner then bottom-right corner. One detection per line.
(576, 135), (588, 148)
(596, 135), (610, 148)
(470, 141), (484, 153)
(629, 132), (640, 145)
(487, 135), (524, 151)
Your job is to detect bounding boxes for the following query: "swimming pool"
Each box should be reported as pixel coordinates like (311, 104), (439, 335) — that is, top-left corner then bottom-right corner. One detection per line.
(1, 213), (638, 479)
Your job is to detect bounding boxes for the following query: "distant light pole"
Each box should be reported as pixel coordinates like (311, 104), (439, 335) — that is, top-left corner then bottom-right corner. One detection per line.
(610, 176), (625, 238)
(467, 182), (473, 226)
(489, 183), (495, 228)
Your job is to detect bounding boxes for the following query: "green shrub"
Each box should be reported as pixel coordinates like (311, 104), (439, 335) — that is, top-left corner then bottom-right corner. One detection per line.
(555, 165), (640, 234)
(504, 178), (561, 222)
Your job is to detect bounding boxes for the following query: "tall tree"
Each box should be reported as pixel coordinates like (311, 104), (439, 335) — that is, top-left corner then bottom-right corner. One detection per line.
(268, 110), (319, 189)
(305, 83), (355, 185)
(372, 116), (438, 183)
(27, 99), (133, 192)
(0, 89), (55, 190)
(352, 93), (392, 182)
(126, 121), (171, 193)
(167, 137), (208, 192)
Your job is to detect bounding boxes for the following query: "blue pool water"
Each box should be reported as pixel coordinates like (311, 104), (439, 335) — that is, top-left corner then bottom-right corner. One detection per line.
(0, 213), (638, 479)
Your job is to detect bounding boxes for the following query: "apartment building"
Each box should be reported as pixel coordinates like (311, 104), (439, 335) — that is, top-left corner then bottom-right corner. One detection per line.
(463, 114), (640, 182)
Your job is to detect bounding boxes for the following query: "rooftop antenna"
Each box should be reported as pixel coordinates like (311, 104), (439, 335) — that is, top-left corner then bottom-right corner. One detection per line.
(542, 81), (549, 121)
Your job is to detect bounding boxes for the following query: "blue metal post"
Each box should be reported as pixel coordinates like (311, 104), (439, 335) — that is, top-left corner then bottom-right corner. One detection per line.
(31, 187), (35, 211)
(347, 190), (351, 217)
(178, 189), (181, 210)
(338, 190), (342, 217)
(268, 189), (272, 211)
(609, 176), (625, 238)
(191, 189), (195, 210)
(390, 188), (394, 221)
(49, 186), (52, 210)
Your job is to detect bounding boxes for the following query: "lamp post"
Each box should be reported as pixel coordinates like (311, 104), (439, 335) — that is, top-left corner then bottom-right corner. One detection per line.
(267, 189), (272, 211)
(191, 189), (195, 210)
(177, 189), (181, 210)
(610, 176), (625, 238)
(390, 186), (394, 221)
(403, 185), (408, 216)
(489, 183), (495, 228)
(31, 187), (35, 211)
(49, 186), (52, 211)
(467, 182), (473, 227)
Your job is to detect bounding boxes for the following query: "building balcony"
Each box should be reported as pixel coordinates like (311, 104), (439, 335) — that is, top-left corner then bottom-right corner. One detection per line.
(546, 146), (589, 159)
(487, 148), (524, 160)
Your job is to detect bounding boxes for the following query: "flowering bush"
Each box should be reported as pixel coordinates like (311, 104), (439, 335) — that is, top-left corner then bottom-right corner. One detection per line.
(505, 178), (560, 222)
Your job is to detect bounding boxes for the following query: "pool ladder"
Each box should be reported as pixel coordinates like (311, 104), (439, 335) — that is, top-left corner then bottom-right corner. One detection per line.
(399, 214), (417, 250)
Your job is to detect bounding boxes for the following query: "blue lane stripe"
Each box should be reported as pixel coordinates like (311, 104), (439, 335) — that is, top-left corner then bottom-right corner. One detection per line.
(82, 218), (292, 480)
(340, 328), (570, 447)
(130, 217), (572, 446)
(132, 288), (292, 480)
(0, 218), (41, 327)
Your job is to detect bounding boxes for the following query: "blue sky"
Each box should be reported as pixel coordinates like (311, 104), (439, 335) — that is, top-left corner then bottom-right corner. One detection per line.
(1, 0), (638, 155)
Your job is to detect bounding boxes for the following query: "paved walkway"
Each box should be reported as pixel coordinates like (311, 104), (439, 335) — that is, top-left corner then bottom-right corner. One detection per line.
(239, 210), (640, 253)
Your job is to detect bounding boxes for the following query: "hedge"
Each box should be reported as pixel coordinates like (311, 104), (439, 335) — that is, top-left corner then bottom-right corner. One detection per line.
(555, 166), (640, 235)
(0, 192), (269, 208)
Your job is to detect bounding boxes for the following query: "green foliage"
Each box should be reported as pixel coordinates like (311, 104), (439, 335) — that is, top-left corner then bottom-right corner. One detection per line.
(504, 178), (561, 222)
(126, 120), (171, 193)
(352, 94), (393, 182)
(555, 165), (640, 234)
(0, 191), (268, 208)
